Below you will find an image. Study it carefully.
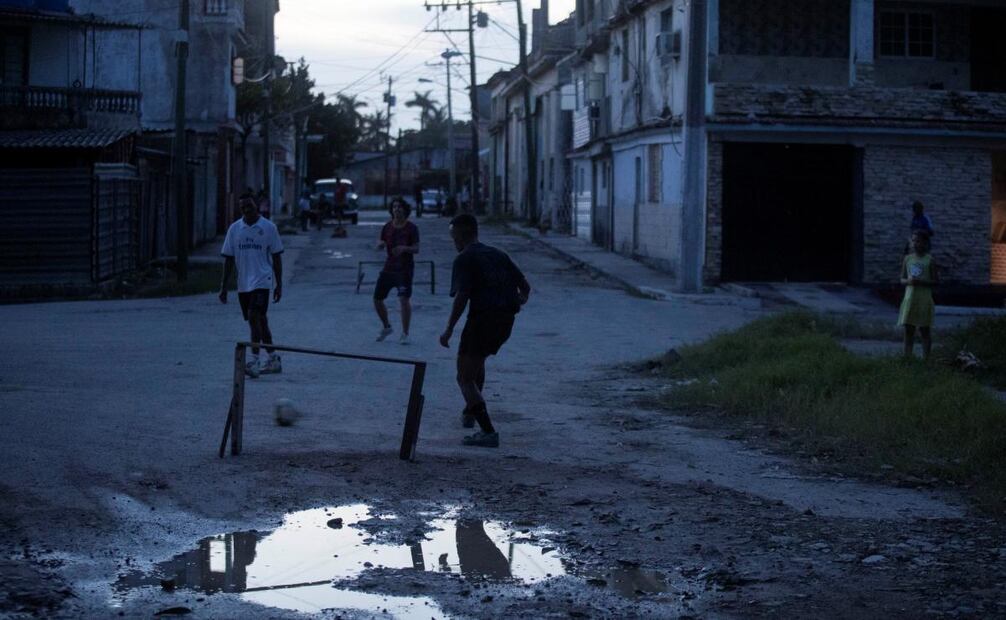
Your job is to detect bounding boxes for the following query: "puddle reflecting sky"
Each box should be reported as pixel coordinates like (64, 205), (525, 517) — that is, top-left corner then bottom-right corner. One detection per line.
(115, 504), (566, 616)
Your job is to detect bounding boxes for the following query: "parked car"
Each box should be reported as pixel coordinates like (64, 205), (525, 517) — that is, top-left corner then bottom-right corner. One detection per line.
(418, 189), (443, 217)
(311, 178), (359, 225)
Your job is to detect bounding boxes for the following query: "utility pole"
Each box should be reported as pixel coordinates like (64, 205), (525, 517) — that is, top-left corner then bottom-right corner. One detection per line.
(396, 127), (403, 195)
(467, 3), (481, 213)
(680, 0), (708, 292)
(173, 0), (189, 281)
(515, 0), (536, 225)
(262, 4), (274, 212)
(382, 75), (394, 209)
(441, 49), (462, 208)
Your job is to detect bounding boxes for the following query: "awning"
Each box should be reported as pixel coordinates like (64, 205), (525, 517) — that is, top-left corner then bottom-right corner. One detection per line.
(0, 128), (135, 149)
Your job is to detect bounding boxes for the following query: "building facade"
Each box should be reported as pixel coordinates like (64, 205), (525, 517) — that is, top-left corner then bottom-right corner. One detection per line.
(490, 0), (1006, 288)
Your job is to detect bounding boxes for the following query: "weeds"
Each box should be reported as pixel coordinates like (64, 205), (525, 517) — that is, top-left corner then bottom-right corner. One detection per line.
(657, 312), (1006, 508)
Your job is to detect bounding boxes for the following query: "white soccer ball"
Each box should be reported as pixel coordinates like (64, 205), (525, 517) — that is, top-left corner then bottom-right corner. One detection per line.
(273, 398), (301, 427)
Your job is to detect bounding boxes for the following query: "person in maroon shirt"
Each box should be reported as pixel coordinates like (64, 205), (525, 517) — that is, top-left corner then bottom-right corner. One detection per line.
(373, 197), (420, 344)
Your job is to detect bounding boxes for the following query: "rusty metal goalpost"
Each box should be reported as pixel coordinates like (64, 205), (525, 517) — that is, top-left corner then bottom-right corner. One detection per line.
(218, 342), (427, 461)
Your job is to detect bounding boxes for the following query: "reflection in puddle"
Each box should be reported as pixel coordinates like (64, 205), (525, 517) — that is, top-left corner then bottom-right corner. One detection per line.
(115, 504), (565, 617)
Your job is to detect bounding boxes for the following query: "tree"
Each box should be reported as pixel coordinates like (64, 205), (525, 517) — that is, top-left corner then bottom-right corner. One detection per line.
(404, 90), (440, 131)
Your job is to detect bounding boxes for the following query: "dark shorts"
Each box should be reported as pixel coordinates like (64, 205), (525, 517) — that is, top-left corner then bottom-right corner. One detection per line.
(374, 270), (413, 300)
(459, 311), (516, 358)
(238, 289), (270, 321)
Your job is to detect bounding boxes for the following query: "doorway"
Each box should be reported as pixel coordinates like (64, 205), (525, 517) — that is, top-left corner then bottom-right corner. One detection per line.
(721, 142), (855, 282)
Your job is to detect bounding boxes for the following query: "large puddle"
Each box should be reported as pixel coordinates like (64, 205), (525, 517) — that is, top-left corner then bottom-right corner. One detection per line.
(115, 504), (577, 617)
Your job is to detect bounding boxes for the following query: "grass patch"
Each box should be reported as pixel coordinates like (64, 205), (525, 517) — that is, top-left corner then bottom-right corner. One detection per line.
(942, 316), (1006, 389)
(132, 262), (234, 298)
(658, 311), (1006, 509)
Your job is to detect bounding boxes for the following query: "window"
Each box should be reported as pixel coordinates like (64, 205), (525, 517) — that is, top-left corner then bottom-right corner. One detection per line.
(621, 29), (630, 81)
(647, 144), (662, 203)
(879, 11), (934, 58)
(660, 8), (673, 33)
(0, 30), (27, 86)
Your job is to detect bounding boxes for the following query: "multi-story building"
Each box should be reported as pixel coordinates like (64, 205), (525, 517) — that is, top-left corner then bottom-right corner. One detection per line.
(503, 0), (1006, 289)
(0, 0), (285, 294)
(488, 1), (574, 230)
(703, 0), (1006, 288)
(0, 0), (143, 291)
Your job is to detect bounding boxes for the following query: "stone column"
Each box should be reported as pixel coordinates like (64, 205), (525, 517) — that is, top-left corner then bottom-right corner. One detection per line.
(849, 0), (875, 86)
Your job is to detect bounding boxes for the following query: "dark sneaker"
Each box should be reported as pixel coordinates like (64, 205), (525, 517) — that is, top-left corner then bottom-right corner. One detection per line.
(462, 431), (499, 448)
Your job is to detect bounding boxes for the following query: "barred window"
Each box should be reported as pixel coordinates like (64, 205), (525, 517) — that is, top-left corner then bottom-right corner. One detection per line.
(880, 11), (934, 58)
(647, 144), (662, 203)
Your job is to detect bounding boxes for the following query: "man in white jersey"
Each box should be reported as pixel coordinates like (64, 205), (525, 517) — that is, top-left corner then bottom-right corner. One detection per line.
(219, 196), (284, 378)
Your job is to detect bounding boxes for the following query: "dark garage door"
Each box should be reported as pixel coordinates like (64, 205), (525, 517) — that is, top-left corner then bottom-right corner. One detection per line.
(722, 142), (854, 282)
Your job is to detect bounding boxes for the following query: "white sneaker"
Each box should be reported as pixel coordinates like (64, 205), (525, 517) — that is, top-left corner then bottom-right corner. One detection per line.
(376, 326), (393, 342)
(399, 332), (410, 345)
(244, 359), (260, 379)
(261, 354), (282, 374)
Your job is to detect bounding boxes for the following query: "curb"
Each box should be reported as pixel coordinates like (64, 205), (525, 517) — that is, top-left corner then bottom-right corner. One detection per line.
(501, 222), (660, 299)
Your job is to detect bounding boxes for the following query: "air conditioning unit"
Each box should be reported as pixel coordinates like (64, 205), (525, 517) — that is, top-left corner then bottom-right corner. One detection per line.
(588, 104), (601, 121)
(656, 31), (682, 63)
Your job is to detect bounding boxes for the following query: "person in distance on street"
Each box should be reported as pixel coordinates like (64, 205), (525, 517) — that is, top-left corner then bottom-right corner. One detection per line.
(440, 214), (531, 448)
(219, 196), (284, 378)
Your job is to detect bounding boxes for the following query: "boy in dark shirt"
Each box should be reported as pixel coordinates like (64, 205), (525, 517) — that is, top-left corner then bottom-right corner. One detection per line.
(440, 214), (531, 448)
(374, 198), (420, 343)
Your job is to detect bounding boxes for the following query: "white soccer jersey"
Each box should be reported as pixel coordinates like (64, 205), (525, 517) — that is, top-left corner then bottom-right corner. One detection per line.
(221, 217), (284, 293)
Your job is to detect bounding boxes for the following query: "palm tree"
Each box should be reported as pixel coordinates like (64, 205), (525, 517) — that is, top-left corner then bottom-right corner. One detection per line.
(405, 90), (440, 131)
(336, 94), (369, 131)
(360, 110), (388, 151)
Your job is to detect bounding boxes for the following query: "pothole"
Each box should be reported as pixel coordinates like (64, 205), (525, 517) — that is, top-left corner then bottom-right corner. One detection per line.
(114, 504), (575, 616)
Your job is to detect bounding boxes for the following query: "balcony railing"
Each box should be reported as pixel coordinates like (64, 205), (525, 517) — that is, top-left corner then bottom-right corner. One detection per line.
(0, 85), (140, 114)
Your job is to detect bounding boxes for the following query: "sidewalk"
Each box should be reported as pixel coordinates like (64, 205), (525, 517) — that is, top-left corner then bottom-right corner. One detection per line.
(503, 222), (760, 309)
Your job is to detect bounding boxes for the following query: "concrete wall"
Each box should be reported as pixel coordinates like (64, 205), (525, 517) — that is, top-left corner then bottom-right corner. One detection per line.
(710, 56), (848, 87)
(874, 60), (970, 91)
(610, 133), (684, 271)
(863, 145), (991, 284)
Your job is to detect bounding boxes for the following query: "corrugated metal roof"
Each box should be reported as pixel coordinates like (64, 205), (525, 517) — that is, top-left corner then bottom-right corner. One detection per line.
(0, 129), (135, 149)
(0, 8), (144, 29)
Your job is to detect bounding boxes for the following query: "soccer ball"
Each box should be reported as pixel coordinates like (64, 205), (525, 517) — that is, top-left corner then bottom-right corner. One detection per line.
(273, 398), (301, 427)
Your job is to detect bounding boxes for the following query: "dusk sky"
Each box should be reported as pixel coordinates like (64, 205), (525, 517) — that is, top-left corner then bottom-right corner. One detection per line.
(275, 0), (576, 132)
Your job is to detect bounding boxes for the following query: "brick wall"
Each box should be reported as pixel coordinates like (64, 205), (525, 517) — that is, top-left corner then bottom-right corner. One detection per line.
(713, 84), (1006, 126)
(704, 139), (724, 283)
(863, 145), (991, 284)
(992, 244), (1006, 284)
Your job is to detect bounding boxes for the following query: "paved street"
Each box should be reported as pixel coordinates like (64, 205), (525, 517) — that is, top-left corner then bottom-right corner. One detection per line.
(0, 212), (1001, 618)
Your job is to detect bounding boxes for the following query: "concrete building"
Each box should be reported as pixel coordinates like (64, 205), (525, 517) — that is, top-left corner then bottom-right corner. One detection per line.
(0, 0), (143, 292)
(515, 0), (1006, 288)
(487, 1), (574, 229)
(704, 0), (1006, 287)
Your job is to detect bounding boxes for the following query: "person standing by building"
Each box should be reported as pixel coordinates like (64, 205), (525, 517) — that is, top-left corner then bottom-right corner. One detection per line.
(910, 201), (934, 238)
(440, 214), (531, 448)
(219, 196), (284, 378)
(256, 189), (271, 219)
(298, 190), (312, 232)
(374, 197), (420, 344)
(899, 231), (938, 360)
